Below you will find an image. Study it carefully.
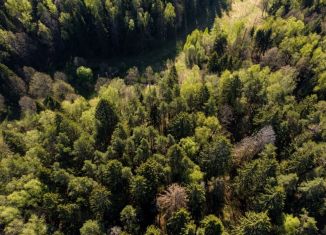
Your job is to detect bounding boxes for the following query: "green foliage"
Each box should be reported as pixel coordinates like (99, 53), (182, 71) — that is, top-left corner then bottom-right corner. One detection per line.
(187, 183), (206, 221)
(80, 220), (102, 235)
(184, 30), (210, 68)
(145, 225), (161, 235)
(234, 211), (272, 235)
(0, 0), (325, 234)
(198, 215), (224, 235)
(167, 144), (195, 182)
(120, 205), (139, 234)
(95, 99), (118, 151)
(76, 66), (93, 82)
(5, 0), (33, 27)
(168, 112), (194, 140)
(199, 136), (232, 179)
(166, 208), (192, 235)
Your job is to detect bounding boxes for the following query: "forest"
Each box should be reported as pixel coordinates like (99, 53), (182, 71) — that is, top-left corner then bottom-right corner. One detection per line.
(0, 0), (325, 234)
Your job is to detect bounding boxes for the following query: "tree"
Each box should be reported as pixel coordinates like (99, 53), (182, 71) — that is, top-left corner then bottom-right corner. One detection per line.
(164, 3), (176, 26)
(234, 212), (272, 235)
(168, 112), (194, 140)
(207, 178), (225, 214)
(199, 136), (232, 179)
(95, 99), (118, 151)
(120, 205), (139, 234)
(19, 96), (36, 115)
(145, 225), (161, 235)
(187, 183), (206, 221)
(255, 28), (272, 54)
(29, 72), (53, 99)
(136, 157), (167, 200)
(235, 152), (278, 202)
(76, 66), (93, 82)
(80, 220), (102, 235)
(167, 144), (195, 182)
(5, 0), (33, 28)
(213, 32), (228, 56)
(157, 184), (188, 220)
(21, 215), (47, 235)
(0, 64), (26, 104)
(89, 184), (111, 220)
(198, 215), (224, 235)
(283, 214), (300, 235)
(254, 186), (285, 224)
(130, 175), (152, 206)
(166, 208), (192, 235)
(298, 178), (326, 217)
(2, 130), (26, 155)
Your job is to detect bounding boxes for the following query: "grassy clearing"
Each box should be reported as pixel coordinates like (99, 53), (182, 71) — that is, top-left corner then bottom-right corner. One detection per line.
(175, 0), (263, 78)
(219, 0), (263, 42)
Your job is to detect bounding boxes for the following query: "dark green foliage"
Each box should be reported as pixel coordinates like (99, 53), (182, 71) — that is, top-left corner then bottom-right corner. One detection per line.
(200, 136), (232, 179)
(198, 215), (224, 235)
(120, 205), (139, 234)
(187, 183), (206, 221)
(0, 0), (325, 234)
(167, 144), (195, 182)
(95, 99), (118, 151)
(166, 208), (192, 235)
(234, 212), (272, 235)
(255, 29), (273, 54)
(168, 112), (194, 140)
(2, 130), (26, 155)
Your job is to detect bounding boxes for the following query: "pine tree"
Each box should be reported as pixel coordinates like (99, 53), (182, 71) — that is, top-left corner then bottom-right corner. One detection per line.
(95, 99), (118, 151)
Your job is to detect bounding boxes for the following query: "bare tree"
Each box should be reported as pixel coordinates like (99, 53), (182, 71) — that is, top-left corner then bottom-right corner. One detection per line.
(157, 184), (188, 220)
(29, 72), (53, 99)
(19, 96), (36, 114)
(233, 125), (276, 166)
(54, 71), (68, 82)
(52, 79), (74, 101)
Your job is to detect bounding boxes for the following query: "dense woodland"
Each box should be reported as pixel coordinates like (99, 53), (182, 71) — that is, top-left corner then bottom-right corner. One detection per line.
(0, 0), (326, 234)
(0, 0), (228, 69)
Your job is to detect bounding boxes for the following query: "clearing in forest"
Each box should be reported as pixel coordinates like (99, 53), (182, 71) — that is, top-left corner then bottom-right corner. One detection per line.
(219, 0), (263, 42)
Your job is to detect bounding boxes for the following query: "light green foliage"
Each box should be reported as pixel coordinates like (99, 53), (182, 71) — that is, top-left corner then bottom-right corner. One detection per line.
(80, 220), (102, 235)
(234, 211), (272, 235)
(145, 225), (161, 235)
(0, 0), (325, 234)
(164, 3), (176, 25)
(5, 0), (33, 27)
(84, 0), (103, 18)
(266, 67), (296, 104)
(21, 215), (47, 235)
(184, 29), (211, 68)
(198, 215), (224, 235)
(0, 206), (21, 224)
(120, 205), (139, 234)
(76, 66), (93, 82)
(43, 0), (57, 14)
(284, 214), (300, 235)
